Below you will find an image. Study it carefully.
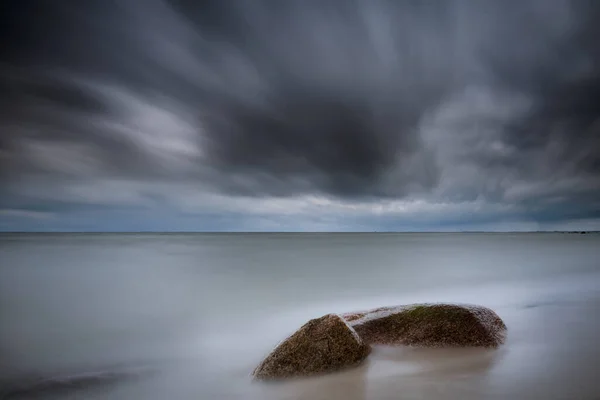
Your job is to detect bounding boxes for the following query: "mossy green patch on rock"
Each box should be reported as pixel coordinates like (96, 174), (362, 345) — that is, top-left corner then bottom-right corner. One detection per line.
(342, 303), (507, 348)
(252, 314), (370, 381)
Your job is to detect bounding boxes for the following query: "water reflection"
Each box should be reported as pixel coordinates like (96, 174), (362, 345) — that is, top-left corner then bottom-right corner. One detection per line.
(259, 361), (370, 400)
(253, 346), (503, 400)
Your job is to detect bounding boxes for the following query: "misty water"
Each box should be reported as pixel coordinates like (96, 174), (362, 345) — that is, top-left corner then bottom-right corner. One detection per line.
(1, 233), (600, 399)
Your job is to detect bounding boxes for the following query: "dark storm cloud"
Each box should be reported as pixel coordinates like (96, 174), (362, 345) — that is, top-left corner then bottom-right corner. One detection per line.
(460, 0), (600, 217)
(483, 0), (600, 170)
(0, 69), (155, 181)
(1, 0), (599, 227)
(2, 0), (465, 192)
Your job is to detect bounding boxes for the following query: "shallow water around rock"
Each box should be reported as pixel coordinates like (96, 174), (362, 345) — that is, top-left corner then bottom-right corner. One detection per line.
(1, 232), (599, 399)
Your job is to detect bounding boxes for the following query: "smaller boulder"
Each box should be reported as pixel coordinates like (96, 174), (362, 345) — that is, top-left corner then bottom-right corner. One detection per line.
(252, 314), (370, 380)
(342, 303), (507, 348)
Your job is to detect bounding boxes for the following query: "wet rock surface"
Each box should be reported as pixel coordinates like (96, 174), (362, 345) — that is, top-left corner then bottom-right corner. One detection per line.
(252, 314), (370, 380)
(343, 303), (507, 348)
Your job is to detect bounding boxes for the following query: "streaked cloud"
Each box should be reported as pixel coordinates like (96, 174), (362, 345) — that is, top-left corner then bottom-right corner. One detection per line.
(1, 0), (598, 231)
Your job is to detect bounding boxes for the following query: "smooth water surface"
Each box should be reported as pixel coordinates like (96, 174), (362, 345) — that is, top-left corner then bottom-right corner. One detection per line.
(1, 233), (599, 399)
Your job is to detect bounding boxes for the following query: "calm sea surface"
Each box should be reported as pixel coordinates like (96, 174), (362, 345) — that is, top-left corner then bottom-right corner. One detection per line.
(1, 233), (599, 399)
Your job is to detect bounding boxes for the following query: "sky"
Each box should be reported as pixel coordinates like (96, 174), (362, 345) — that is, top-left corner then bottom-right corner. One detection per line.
(1, 0), (599, 232)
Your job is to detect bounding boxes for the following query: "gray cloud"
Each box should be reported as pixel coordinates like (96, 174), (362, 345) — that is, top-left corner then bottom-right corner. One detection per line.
(1, 0), (599, 229)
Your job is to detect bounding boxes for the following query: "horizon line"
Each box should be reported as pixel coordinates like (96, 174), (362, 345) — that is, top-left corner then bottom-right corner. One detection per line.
(0, 230), (597, 234)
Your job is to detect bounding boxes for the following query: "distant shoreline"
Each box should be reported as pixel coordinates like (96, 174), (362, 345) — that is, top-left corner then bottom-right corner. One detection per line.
(0, 231), (598, 235)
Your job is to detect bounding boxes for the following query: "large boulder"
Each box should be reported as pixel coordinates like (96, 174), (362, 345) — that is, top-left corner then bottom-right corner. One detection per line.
(342, 303), (507, 348)
(252, 314), (371, 380)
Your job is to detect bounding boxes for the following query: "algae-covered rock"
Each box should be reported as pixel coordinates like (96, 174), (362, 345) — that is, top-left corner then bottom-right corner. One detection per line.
(252, 314), (370, 380)
(342, 303), (506, 348)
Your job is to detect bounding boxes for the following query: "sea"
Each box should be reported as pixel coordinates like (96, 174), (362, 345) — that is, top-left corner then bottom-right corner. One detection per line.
(1, 232), (599, 400)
